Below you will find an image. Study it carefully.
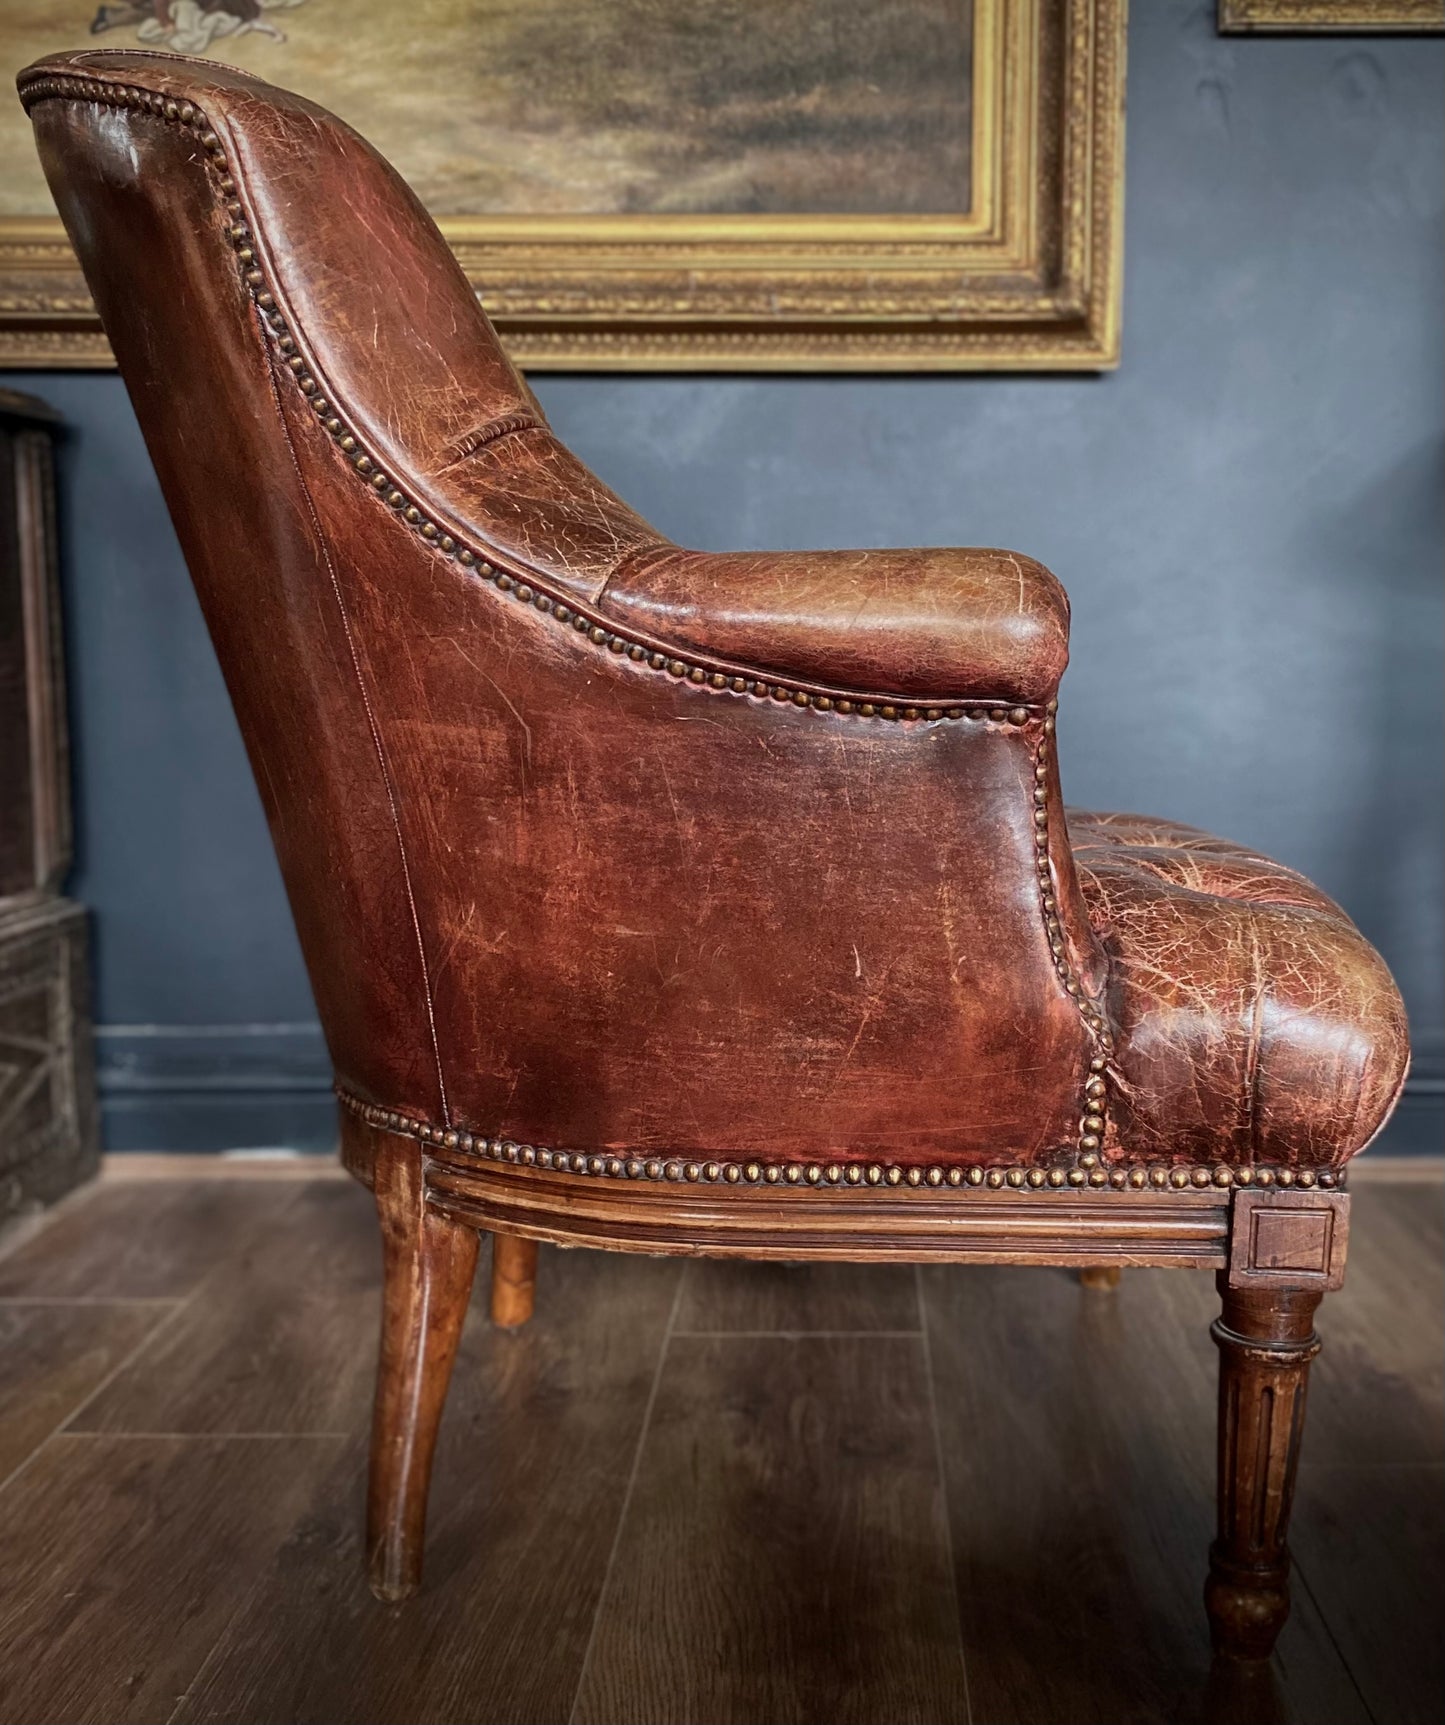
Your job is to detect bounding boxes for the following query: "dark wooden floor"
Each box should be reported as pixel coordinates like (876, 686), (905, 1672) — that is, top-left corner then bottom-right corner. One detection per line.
(0, 1169), (1439, 1725)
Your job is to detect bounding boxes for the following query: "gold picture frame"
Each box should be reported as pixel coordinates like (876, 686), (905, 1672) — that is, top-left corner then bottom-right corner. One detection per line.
(1219, 1), (1445, 28)
(0, 0), (1126, 372)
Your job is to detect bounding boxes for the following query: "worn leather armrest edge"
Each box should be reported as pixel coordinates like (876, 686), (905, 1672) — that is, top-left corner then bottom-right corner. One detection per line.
(594, 542), (1071, 704)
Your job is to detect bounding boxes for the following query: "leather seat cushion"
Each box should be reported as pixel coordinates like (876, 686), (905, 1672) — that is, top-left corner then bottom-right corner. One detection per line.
(1071, 811), (1409, 1169)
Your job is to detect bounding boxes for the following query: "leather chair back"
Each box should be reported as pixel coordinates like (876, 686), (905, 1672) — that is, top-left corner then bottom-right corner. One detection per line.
(24, 52), (1105, 1165)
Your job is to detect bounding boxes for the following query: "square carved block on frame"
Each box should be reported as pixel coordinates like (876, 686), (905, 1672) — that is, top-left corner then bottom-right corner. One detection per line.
(1228, 1189), (1351, 1291)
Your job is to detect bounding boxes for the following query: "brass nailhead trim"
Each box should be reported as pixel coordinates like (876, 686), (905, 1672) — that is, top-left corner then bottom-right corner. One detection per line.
(25, 69), (1136, 1177)
(1030, 715), (1118, 1161)
(335, 1089), (1342, 1194)
(19, 69), (1049, 732)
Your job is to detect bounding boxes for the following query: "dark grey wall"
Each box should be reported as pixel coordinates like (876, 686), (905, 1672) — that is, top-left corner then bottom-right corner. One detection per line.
(5, 0), (1441, 1151)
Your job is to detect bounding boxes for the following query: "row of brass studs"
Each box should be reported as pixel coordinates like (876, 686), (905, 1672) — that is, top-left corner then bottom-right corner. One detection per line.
(337, 1090), (1343, 1191)
(1029, 719), (1116, 1163)
(24, 69), (1115, 1171)
(19, 71), (1048, 728)
(21, 72), (217, 133)
(190, 46), (1120, 1177)
(264, 272), (1040, 717)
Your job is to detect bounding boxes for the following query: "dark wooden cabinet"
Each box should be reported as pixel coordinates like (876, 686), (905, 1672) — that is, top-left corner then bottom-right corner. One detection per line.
(0, 388), (98, 1216)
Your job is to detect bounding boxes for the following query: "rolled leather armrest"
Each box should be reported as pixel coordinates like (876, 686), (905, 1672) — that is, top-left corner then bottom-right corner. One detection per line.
(597, 543), (1070, 706)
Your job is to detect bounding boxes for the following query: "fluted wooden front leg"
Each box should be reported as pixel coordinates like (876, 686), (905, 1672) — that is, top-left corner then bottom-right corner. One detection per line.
(1206, 1279), (1323, 1660)
(490, 1233), (539, 1327)
(368, 1137), (479, 1602)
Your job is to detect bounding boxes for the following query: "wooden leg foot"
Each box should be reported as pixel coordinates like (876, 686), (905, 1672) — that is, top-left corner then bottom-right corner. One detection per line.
(1206, 1278), (1322, 1661)
(1078, 1265), (1121, 1290)
(366, 1131), (479, 1603)
(491, 1233), (539, 1328)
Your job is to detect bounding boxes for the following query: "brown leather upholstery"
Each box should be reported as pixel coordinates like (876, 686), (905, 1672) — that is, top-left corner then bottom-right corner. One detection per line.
(1071, 813), (1408, 1167)
(598, 544), (1071, 703)
(20, 49), (1408, 1183)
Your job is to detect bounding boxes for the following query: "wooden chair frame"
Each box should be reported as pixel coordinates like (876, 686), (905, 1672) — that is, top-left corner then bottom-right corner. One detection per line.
(346, 1110), (1349, 1663)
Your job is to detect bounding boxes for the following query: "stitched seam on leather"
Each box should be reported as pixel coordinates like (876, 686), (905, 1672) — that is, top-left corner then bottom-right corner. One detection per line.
(1242, 929), (1266, 1166)
(596, 539), (681, 604)
(257, 309), (451, 1128)
(58, 47), (250, 73)
(334, 1088), (1347, 1192)
(440, 413), (542, 470)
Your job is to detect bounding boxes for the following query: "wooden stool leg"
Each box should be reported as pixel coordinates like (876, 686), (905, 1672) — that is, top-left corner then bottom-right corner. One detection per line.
(367, 1136), (479, 1603)
(1078, 1266), (1121, 1290)
(490, 1233), (539, 1327)
(1206, 1279), (1323, 1661)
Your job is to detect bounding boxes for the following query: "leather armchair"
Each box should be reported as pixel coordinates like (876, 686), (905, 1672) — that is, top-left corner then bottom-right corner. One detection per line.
(21, 49), (1409, 1664)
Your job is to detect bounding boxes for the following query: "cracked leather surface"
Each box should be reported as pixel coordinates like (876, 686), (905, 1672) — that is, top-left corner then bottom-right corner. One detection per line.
(1070, 812), (1409, 1167)
(20, 48), (1409, 1172)
(599, 543), (1071, 704)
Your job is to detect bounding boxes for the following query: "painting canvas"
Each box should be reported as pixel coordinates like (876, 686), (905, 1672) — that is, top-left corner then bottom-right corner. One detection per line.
(0, 0), (1124, 370)
(2, 0), (977, 218)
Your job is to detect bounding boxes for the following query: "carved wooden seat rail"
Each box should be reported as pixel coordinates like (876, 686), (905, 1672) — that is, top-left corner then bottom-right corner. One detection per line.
(20, 48), (1409, 1666)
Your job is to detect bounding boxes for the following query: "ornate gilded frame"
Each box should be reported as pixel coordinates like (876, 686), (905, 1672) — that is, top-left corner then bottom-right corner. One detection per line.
(1219, 1), (1444, 28)
(0, 0), (1125, 372)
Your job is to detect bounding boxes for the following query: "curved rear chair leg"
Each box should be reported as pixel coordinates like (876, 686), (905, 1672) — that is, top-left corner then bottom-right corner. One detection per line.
(368, 1135), (479, 1602)
(490, 1233), (539, 1327)
(1207, 1187), (1348, 1661)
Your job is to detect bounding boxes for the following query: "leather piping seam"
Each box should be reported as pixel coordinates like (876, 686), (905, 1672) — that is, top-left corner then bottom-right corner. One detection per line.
(19, 73), (1056, 726)
(596, 537), (676, 598)
(442, 412), (543, 467)
(335, 1089), (1347, 1195)
(256, 304), (451, 1129)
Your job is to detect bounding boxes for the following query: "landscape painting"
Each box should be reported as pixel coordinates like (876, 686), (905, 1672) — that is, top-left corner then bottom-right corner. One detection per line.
(1, 0), (974, 218)
(0, 1), (1125, 371)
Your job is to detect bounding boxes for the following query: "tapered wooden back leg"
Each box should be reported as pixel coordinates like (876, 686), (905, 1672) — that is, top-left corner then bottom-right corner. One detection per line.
(367, 1132), (479, 1602)
(490, 1234), (539, 1328)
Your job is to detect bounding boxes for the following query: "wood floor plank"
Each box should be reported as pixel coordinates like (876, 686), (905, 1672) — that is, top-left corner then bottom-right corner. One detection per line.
(74, 1180), (381, 1436)
(2, 1179), (1437, 1724)
(0, 1433), (347, 1725)
(173, 1245), (682, 1725)
(1306, 1183), (1445, 1468)
(0, 1179), (302, 1300)
(674, 1257), (920, 1333)
(0, 1302), (169, 1478)
(1292, 1463), (1445, 1725)
(572, 1333), (967, 1725)
(922, 1264), (1370, 1725)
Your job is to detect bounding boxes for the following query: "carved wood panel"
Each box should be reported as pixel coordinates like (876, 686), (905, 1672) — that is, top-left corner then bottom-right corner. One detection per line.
(1227, 1190), (1351, 1291)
